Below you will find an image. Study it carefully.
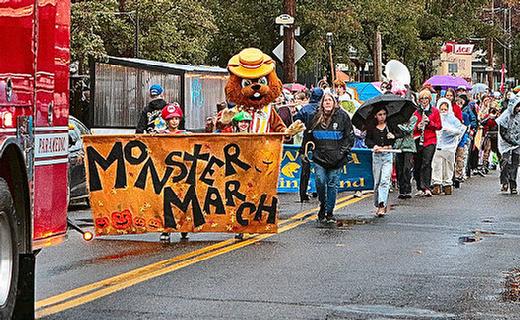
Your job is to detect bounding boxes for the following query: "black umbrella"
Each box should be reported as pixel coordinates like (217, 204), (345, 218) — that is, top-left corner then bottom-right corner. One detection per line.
(351, 94), (417, 130)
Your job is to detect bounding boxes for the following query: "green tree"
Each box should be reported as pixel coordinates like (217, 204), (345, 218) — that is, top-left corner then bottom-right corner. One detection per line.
(70, 0), (217, 72)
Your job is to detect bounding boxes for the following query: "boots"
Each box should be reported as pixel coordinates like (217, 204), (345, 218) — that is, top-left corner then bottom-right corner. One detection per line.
(432, 184), (442, 195)
(443, 185), (453, 195)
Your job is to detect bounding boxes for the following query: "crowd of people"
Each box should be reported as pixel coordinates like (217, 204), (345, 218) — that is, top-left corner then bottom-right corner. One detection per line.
(136, 80), (520, 229)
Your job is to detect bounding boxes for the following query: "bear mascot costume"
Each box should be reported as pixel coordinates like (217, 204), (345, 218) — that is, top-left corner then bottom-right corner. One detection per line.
(217, 48), (304, 135)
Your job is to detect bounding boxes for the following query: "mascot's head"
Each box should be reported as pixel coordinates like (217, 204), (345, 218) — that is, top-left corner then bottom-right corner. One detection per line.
(225, 48), (283, 109)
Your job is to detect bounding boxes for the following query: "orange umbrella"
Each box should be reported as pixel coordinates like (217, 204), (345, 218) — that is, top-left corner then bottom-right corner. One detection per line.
(335, 70), (351, 82)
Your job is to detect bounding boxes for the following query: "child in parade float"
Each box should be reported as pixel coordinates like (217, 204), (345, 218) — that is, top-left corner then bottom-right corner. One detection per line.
(136, 84), (168, 133)
(232, 110), (253, 133)
(231, 111), (252, 240)
(158, 103), (190, 242)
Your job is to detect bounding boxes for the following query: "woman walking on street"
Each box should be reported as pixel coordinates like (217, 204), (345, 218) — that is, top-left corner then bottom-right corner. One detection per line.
(365, 106), (403, 216)
(395, 113), (417, 199)
(413, 89), (442, 197)
(431, 98), (466, 195)
(497, 96), (520, 195)
(309, 93), (354, 224)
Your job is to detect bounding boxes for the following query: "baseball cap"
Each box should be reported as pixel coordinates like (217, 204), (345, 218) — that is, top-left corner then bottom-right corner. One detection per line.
(150, 84), (163, 96)
(161, 103), (183, 120)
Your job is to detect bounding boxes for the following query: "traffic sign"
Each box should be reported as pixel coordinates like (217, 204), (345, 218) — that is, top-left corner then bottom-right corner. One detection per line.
(275, 14), (294, 25)
(272, 40), (306, 63)
(279, 26), (300, 36)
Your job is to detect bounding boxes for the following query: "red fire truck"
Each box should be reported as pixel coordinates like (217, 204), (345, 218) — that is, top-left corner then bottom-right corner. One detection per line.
(0, 0), (71, 318)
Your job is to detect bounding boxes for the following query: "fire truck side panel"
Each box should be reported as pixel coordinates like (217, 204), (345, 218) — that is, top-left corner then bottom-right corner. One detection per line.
(33, 163), (68, 241)
(32, 0), (70, 244)
(0, 0), (37, 257)
(0, 0), (34, 109)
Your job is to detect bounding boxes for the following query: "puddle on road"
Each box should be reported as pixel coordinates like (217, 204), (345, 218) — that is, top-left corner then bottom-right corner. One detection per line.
(459, 228), (505, 244)
(336, 217), (376, 228)
(326, 304), (456, 319)
(458, 236), (481, 244)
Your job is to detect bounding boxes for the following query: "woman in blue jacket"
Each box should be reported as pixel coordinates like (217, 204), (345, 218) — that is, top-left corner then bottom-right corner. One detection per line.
(308, 93), (355, 224)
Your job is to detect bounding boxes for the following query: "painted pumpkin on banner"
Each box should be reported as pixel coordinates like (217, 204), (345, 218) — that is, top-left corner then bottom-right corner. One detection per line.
(133, 217), (146, 228)
(95, 217), (109, 229)
(111, 209), (133, 230)
(147, 218), (162, 231)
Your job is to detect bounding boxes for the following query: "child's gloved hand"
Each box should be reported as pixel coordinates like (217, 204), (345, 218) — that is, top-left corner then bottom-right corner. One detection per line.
(285, 120), (305, 136)
(220, 107), (239, 125)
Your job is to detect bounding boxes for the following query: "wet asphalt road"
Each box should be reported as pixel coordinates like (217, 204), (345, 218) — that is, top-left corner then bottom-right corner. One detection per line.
(37, 171), (520, 320)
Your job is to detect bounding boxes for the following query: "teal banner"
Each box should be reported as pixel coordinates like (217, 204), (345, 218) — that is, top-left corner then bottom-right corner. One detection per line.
(277, 145), (374, 193)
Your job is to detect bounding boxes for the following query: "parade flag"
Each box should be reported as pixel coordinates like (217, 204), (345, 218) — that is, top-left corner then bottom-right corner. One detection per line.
(83, 134), (284, 236)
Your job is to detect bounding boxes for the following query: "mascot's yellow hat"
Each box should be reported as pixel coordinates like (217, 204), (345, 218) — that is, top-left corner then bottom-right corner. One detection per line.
(228, 48), (275, 79)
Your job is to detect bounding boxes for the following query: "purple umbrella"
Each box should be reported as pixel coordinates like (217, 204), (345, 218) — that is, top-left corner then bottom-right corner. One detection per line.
(283, 83), (307, 92)
(423, 75), (471, 90)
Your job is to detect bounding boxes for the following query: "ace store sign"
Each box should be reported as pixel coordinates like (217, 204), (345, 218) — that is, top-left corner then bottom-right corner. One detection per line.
(83, 134), (284, 236)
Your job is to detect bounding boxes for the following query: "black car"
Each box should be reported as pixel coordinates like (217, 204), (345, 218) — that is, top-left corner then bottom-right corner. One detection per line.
(68, 116), (90, 205)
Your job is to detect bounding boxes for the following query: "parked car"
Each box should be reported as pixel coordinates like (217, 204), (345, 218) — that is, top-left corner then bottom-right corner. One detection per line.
(68, 116), (90, 205)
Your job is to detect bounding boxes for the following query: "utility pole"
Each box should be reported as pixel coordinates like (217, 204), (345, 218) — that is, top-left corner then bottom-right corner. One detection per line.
(508, 6), (512, 84)
(283, 0), (295, 83)
(373, 29), (383, 81)
(487, 0), (495, 90)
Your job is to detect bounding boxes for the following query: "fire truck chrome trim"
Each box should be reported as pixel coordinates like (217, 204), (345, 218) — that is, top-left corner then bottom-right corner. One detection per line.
(34, 158), (68, 166)
(34, 126), (68, 132)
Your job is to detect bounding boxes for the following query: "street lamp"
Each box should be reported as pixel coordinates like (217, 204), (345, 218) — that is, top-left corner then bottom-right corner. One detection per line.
(112, 10), (140, 58)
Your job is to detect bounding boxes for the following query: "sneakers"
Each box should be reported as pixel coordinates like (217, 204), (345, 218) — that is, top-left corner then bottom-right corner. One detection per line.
(501, 184), (509, 192)
(300, 194), (310, 202)
(159, 232), (171, 243)
(512, 188), (518, 195)
(325, 215), (337, 224)
(316, 218), (328, 226)
(431, 184), (442, 195)
(180, 232), (189, 241)
(424, 189), (433, 197)
(475, 170), (485, 177)
(443, 185), (453, 195)
(354, 191), (363, 198)
(453, 179), (460, 189)
(415, 190), (425, 197)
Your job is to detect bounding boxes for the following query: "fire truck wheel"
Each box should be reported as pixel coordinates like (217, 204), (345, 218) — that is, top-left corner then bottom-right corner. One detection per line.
(0, 178), (19, 319)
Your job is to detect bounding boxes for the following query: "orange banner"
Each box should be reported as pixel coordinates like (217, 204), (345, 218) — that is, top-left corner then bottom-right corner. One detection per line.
(83, 134), (284, 236)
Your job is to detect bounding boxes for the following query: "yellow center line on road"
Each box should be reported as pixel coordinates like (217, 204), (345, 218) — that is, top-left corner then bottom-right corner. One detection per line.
(36, 193), (371, 318)
(36, 193), (355, 310)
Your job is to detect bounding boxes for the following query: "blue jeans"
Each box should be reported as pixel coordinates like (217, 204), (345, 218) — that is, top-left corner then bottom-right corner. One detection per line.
(314, 163), (341, 218)
(372, 152), (394, 207)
